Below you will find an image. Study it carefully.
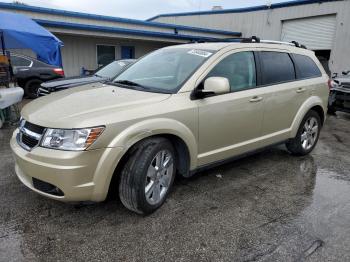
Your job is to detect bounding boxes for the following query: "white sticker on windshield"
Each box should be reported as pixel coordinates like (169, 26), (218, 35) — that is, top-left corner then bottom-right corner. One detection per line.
(187, 49), (213, 58)
(118, 62), (126, 66)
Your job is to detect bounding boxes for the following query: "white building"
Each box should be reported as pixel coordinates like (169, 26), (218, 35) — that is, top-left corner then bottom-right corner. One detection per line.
(0, 2), (241, 76)
(149, 0), (350, 75)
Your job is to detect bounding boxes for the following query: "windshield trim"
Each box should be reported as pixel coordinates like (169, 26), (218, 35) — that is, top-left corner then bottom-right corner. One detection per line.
(113, 48), (216, 94)
(107, 81), (176, 94)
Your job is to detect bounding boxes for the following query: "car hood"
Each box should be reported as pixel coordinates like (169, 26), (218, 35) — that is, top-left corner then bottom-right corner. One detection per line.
(41, 75), (107, 90)
(22, 83), (171, 128)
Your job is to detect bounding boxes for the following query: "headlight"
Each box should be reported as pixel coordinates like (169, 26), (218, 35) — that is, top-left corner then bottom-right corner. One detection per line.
(41, 126), (104, 151)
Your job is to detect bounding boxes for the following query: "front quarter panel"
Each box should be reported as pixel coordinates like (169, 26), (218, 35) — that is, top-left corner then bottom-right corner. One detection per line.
(107, 117), (198, 169)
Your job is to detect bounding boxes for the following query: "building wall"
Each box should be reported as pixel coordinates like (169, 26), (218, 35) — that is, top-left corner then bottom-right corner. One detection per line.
(153, 0), (350, 74)
(56, 34), (169, 76)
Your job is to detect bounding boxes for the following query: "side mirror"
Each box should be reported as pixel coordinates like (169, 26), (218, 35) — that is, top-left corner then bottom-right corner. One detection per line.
(204, 77), (230, 95)
(191, 77), (230, 99)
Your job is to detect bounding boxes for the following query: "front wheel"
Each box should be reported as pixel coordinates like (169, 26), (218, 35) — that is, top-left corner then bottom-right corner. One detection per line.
(119, 137), (176, 214)
(286, 110), (321, 156)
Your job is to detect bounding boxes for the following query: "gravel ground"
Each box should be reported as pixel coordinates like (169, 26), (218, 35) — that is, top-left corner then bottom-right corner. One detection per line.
(0, 113), (349, 262)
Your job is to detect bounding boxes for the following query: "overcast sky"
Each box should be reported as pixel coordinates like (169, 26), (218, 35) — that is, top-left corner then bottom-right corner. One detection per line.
(4, 0), (292, 19)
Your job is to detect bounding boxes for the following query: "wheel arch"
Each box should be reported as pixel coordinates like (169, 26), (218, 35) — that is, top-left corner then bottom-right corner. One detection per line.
(99, 119), (197, 200)
(291, 96), (326, 138)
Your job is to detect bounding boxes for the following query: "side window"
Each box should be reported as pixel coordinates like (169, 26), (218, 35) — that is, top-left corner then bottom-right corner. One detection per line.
(293, 54), (322, 79)
(207, 51), (256, 92)
(259, 52), (295, 85)
(11, 56), (31, 67)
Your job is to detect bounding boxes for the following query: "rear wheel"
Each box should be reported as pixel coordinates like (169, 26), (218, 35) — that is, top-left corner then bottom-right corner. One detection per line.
(286, 110), (321, 156)
(24, 79), (43, 99)
(119, 137), (176, 214)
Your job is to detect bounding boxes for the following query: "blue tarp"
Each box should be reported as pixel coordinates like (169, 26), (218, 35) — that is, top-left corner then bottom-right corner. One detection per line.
(0, 11), (63, 67)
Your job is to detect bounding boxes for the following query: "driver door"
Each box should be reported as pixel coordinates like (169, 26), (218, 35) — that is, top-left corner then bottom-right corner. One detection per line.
(196, 51), (265, 166)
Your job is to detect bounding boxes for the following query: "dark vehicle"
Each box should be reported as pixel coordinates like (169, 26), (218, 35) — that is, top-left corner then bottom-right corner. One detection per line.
(11, 53), (64, 99)
(38, 59), (135, 97)
(328, 71), (350, 114)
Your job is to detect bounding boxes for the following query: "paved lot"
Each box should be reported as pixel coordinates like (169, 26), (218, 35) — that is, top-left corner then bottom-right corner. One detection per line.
(0, 113), (350, 262)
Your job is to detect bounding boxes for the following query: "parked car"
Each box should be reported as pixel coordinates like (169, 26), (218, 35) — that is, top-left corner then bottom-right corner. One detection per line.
(328, 71), (350, 114)
(11, 39), (329, 214)
(38, 59), (136, 97)
(10, 53), (64, 99)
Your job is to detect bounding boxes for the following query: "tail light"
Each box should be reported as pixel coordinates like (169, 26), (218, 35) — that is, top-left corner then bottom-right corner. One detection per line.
(53, 68), (65, 76)
(328, 79), (336, 89)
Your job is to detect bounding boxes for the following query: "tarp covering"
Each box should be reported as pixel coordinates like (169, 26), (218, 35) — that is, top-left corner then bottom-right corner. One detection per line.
(0, 11), (63, 67)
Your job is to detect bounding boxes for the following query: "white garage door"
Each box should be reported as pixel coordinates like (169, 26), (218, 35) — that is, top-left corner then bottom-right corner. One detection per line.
(281, 15), (336, 50)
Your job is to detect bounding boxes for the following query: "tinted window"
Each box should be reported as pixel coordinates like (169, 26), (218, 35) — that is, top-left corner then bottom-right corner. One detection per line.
(11, 56), (31, 67)
(293, 54), (322, 79)
(207, 52), (256, 92)
(260, 52), (295, 85)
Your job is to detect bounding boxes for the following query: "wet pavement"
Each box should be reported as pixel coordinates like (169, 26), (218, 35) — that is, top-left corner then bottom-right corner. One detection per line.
(0, 113), (350, 262)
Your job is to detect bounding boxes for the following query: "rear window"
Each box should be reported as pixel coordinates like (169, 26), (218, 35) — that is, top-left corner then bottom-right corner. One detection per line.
(259, 52), (295, 85)
(11, 55), (31, 67)
(293, 54), (322, 79)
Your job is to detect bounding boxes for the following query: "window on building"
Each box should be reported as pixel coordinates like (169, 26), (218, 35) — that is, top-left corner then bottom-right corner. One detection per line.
(121, 46), (135, 59)
(293, 54), (322, 79)
(97, 45), (116, 67)
(259, 51), (295, 85)
(206, 51), (256, 92)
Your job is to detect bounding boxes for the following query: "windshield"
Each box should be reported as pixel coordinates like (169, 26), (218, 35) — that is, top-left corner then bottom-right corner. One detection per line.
(95, 60), (132, 78)
(113, 48), (214, 93)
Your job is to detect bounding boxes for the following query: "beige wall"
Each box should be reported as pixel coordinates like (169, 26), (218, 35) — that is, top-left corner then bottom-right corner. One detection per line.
(153, 0), (350, 74)
(57, 34), (169, 77)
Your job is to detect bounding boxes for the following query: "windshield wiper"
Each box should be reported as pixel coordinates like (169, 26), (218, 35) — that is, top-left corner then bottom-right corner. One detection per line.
(114, 80), (143, 87)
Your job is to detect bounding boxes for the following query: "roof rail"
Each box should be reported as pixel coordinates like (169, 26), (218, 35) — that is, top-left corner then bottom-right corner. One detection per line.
(189, 36), (307, 49)
(189, 35), (260, 43)
(260, 40), (307, 49)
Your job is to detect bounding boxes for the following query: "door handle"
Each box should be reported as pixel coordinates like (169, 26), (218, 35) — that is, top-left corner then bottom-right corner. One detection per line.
(249, 96), (263, 102)
(296, 88), (306, 93)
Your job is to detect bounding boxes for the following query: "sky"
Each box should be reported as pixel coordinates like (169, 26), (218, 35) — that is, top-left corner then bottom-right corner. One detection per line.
(4, 0), (293, 20)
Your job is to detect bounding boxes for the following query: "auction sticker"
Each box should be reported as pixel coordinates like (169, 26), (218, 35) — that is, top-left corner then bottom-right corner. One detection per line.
(187, 49), (213, 58)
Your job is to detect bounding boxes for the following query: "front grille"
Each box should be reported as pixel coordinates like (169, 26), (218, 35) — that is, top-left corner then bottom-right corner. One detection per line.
(21, 133), (39, 148)
(24, 121), (45, 134)
(32, 178), (64, 196)
(17, 121), (45, 151)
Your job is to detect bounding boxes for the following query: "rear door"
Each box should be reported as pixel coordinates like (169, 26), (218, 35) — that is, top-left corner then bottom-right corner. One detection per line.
(257, 51), (310, 145)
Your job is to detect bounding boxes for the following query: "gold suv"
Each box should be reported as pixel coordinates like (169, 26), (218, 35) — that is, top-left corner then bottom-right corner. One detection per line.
(11, 40), (329, 214)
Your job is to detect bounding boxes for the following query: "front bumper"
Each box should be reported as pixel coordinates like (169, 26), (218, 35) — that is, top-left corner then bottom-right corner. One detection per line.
(329, 88), (350, 113)
(10, 129), (124, 202)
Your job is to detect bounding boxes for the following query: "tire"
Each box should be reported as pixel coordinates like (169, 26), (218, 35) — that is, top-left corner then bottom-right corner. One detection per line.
(119, 137), (176, 214)
(327, 106), (336, 115)
(286, 110), (321, 156)
(24, 79), (43, 99)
